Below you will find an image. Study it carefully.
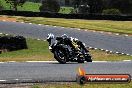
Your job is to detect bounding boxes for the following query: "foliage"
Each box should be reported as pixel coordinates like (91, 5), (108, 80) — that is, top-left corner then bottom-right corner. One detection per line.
(0, 1), (3, 11)
(73, 0), (103, 13)
(5, 0), (27, 11)
(73, 0), (132, 14)
(39, 0), (60, 13)
(109, 0), (132, 14)
(102, 8), (121, 15)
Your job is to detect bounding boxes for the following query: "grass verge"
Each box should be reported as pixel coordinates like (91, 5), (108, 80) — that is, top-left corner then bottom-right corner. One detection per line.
(32, 82), (132, 88)
(0, 38), (53, 62)
(17, 17), (132, 35)
(0, 37), (131, 62)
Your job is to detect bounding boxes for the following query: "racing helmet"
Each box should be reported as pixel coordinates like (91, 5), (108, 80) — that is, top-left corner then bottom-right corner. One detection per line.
(61, 34), (68, 38)
(47, 33), (54, 39)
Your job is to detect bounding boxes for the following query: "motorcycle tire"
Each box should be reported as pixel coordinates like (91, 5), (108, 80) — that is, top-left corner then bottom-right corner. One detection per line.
(77, 57), (84, 63)
(54, 46), (68, 64)
(85, 55), (92, 62)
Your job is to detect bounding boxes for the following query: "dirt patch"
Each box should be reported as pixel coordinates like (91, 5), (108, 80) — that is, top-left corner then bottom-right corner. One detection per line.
(0, 16), (17, 22)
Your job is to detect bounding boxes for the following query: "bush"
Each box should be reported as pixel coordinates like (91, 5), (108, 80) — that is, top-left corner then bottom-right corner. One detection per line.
(0, 5), (3, 11)
(39, 0), (60, 13)
(0, 1), (3, 11)
(102, 9), (121, 15)
(0, 35), (28, 52)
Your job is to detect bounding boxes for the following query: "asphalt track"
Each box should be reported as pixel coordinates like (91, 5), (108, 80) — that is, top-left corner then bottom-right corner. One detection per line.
(0, 61), (132, 83)
(0, 21), (132, 55)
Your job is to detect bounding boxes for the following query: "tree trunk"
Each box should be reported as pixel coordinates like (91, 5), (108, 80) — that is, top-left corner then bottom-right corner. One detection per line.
(14, 2), (17, 11)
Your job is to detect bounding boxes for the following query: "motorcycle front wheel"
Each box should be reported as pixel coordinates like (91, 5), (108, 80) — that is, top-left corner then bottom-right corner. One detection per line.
(85, 55), (92, 62)
(54, 46), (68, 64)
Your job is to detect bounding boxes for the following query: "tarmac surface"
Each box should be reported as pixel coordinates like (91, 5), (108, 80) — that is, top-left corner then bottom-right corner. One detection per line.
(0, 21), (132, 55)
(0, 61), (131, 83)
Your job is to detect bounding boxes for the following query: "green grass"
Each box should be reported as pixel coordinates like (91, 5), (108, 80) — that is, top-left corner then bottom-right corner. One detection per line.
(18, 17), (132, 34)
(32, 82), (132, 88)
(0, 0), (41, 12)
(17, 2), (41, 12)
(0, 38), (53, 62)
(0, 0), (73, 13)
(59, 7), (74, 14)
(90, 49), (132, 61)
(0, 36), (131, 62)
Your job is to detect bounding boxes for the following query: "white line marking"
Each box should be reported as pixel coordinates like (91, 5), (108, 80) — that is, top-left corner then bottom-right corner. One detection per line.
(89, 47), (93, 49)
(27, 61), (110, 63)
(94, 48), (98, 50)
(38, 24), (42, 26)
(43, 40), (46, 41)
(37, 39), (41, 40)
(45, 25), (49, 27)
(125, 35), (129, 37)
(115, 33), (119, 35)
(93, 61), (108, 62)
(26, 61), (58, 63)
(14, 79), (19, 80)
(85, 30), (87, 31)
(108, 32), (112, 34)
(126, 54), (130, 56)
(101, 49), (104, 51)
(123, 60), (131, 62)
(54, 26), (57, 27)
(116, 52), (119, 54)
(109, 51), (113, 53)
(105, 50), (109, 52)
(100, 31), (104, 33)
(5, 34), (9, 35)
(0, 80), (7, 82)
(21, 22), (24, 23)
(0, 33), (3, 35)
(8, 61), (16, 63)
(0, 60), (131, 63)
(77, 29), (81, 30)
(29, 23), (32, 24)
(61, 27), (65, 28)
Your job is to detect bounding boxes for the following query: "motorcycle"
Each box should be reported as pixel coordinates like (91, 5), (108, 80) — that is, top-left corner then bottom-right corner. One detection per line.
(47, 33), (92, 64)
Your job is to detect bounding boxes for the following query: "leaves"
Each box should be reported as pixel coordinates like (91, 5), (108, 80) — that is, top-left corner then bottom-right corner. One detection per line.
(5, 0), (27, 11)
(39, 0), (60, 12)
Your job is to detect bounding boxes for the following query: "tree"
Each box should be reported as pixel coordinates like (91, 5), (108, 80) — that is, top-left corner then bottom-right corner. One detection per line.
(73, 0), (103, 14)
(39, 0), (60, 13)
(109, 0), (132, 14)
(0, 1), (3, 11)
(5, 0), (27, 11)
(102, 8), (121, 15)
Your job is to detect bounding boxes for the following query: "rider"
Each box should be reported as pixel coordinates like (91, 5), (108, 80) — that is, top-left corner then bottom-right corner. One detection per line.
(61, 34), (89, 53)
(47, 33), (89, 53)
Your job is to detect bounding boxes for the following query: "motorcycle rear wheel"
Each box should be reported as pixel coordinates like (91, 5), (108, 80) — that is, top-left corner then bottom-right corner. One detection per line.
(77, 57), (84, 63)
